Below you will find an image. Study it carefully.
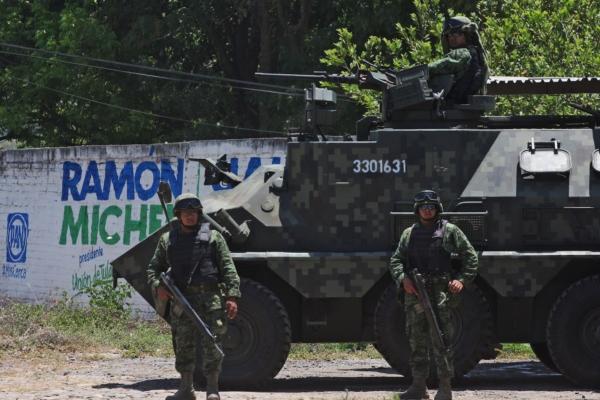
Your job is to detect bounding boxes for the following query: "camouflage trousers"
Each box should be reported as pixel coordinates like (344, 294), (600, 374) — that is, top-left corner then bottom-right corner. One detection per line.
(170, 286), (227, 376)
(404, 275), (457, 379)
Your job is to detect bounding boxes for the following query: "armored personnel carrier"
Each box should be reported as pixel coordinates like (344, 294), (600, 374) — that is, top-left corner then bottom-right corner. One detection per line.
(112, 65), (600, 387)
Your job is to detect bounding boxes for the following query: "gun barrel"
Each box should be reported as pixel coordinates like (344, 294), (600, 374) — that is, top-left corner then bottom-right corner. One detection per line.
(160, 272), (224, 357)
(256, 71), (358, 84)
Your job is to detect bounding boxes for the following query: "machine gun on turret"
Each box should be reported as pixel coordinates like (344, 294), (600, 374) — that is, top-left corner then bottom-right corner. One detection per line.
(257, 65), (496, 136)
(258, 66), (600, 136)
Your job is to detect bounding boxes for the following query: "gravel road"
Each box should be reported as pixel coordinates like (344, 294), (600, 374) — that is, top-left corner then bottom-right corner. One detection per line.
(1, 354), (598, 400)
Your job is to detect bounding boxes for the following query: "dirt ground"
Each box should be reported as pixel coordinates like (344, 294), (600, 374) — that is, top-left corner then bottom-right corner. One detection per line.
(0, 354), (599, 400)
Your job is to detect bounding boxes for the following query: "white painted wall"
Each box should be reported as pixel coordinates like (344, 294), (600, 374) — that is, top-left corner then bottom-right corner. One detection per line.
(0, 138), (287, 312)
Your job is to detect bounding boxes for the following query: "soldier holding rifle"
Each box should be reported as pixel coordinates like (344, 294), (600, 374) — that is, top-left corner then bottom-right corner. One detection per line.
(389, 190), (478, 400)
(148, 193), (241, 400)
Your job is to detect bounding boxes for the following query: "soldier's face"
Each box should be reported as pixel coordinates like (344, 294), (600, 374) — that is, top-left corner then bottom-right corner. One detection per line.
(418, 204), (437, 221)
(446, 32), (466, 48)
(179, 209), (199, 227)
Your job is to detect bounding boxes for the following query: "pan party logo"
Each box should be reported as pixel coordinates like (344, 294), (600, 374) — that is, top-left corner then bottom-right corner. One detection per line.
(6, 213), (29, 263)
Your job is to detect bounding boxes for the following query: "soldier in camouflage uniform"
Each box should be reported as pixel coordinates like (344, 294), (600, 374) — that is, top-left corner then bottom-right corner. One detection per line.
(428, 15), (489, 104)
(389, 190), (478, 400)
(148, 193), (241, 400)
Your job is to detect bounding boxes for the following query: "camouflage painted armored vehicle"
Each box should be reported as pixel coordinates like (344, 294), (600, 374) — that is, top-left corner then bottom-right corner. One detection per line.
(112, 65), (600, 387)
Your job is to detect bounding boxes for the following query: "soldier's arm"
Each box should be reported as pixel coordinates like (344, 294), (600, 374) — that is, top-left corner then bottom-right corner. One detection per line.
(449, 225), (479, 284)
(147, 233), (169, 289)
(428, 48), (471, 76)
(213, 231), (242, 298)
(389, 228), (411, 285)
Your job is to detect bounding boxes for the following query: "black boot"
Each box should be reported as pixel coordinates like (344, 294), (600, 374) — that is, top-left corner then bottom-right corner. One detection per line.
(206, 372), (220, 400)
(166, 371), (196, 400)
(400, 376), (429, 399)
(434, 377), (452, 400)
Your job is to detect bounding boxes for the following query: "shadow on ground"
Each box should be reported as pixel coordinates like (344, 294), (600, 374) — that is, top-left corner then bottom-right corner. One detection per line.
(94, 361), (599, 394)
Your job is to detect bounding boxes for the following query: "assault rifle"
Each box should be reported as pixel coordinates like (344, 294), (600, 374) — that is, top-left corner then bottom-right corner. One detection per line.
(160, 271), (224, 357)
(409, 270), (452, 372)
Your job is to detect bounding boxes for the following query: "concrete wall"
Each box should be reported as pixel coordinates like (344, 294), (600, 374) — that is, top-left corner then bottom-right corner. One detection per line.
(0, 138), (287, 312)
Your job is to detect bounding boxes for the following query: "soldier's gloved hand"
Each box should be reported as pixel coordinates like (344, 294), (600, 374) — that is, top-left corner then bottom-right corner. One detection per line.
(225, 298), (238, 320)
(448, 279), (464, 294)
(402, 278), (418, 295)
(156, 285), (172, 301)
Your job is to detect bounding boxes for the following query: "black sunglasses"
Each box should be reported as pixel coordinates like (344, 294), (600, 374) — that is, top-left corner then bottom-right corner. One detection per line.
(443, 18), (465, 30)
(177, 198), (202, 209)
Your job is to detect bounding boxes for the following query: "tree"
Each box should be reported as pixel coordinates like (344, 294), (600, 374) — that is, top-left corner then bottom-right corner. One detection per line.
(321, 0), (600, 116)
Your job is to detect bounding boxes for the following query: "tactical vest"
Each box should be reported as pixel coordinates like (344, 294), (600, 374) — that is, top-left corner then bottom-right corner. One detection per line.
(166, 223), (219, 289)
(407, 219), (452, 275)
(447, 45), (487, 104)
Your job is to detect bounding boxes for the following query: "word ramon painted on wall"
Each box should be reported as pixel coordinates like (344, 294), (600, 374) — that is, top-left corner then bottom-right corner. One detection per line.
(6, 213), (29, 263)
(61, 159), (184, 201)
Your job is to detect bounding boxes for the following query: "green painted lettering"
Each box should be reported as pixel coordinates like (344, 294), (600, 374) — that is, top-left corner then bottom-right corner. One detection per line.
(59, 206), (89, 245)
(124, 204), (148, 245)
(99, 206), (122, 245)
(91, 205), (100, 245)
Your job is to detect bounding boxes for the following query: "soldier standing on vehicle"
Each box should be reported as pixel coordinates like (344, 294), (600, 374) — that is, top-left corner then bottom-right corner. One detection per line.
(148, 193), (241, 400)
(389, 190), (478, 400)
(428, 15), (489, 104)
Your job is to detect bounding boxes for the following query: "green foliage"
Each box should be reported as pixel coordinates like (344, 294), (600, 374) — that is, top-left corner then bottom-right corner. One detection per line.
(498, 343), (535, 359)
(480, 0), (600, 114)
(1, 0), (597, 146)
(81, 279), (132, 319)
(289, 342), (380, 360)
(0, 297), (172, 358)
(321, 0), (600, 116)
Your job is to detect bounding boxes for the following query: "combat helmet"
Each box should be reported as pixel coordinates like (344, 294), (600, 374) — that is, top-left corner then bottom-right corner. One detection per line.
(413, 190), (444, 214)
(173, 193), (203, 214)
(441, 15), (485, 52)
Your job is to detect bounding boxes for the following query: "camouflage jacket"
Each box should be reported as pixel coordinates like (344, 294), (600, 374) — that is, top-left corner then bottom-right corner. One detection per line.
(389, 220), (478, 286)
(147, 229), (241, 298)
(428, 47), (472, 78)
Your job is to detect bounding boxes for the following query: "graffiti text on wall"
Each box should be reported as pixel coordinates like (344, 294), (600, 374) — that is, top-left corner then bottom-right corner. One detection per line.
(61, 160), (184, 201)
(213, 157), (281, 191)
(2, 263), (27, 280)
(72, 261), (112, 292)
(60, 204), (173, 245)
(60, 159), (182, 245)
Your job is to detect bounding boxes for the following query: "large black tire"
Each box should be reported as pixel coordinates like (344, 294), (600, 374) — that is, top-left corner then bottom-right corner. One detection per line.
(195, 278), (291, 388)
(530, 342), (558, 372)
(547, 275), (600, 387)
(374, 282), (495, 379)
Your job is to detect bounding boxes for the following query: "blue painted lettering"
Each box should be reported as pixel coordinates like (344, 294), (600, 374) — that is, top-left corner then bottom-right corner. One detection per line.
(212, 157), (281, 191)
(61, 159), (184, 201)
(62, 161), (82, 201)
(102, 161), (134, 200)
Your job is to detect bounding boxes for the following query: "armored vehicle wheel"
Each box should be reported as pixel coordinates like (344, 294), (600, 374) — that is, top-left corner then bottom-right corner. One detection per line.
(547, 275), (600, 387)
(529, 342), (558, 372)
(195, 278), (291, 388)
(374, 282), (494, 379)
(373, 283), (411, 377)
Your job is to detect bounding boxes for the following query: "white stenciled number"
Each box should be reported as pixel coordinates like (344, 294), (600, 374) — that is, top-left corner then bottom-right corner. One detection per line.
(383, 160), (392, 173)
(351, 159), (407, 174)
(361, 160), (370, 172)
(392, 159), (407, 173)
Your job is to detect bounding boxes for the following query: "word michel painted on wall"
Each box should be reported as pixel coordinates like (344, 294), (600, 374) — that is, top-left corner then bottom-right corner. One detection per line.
(59, 159), (183, 246)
